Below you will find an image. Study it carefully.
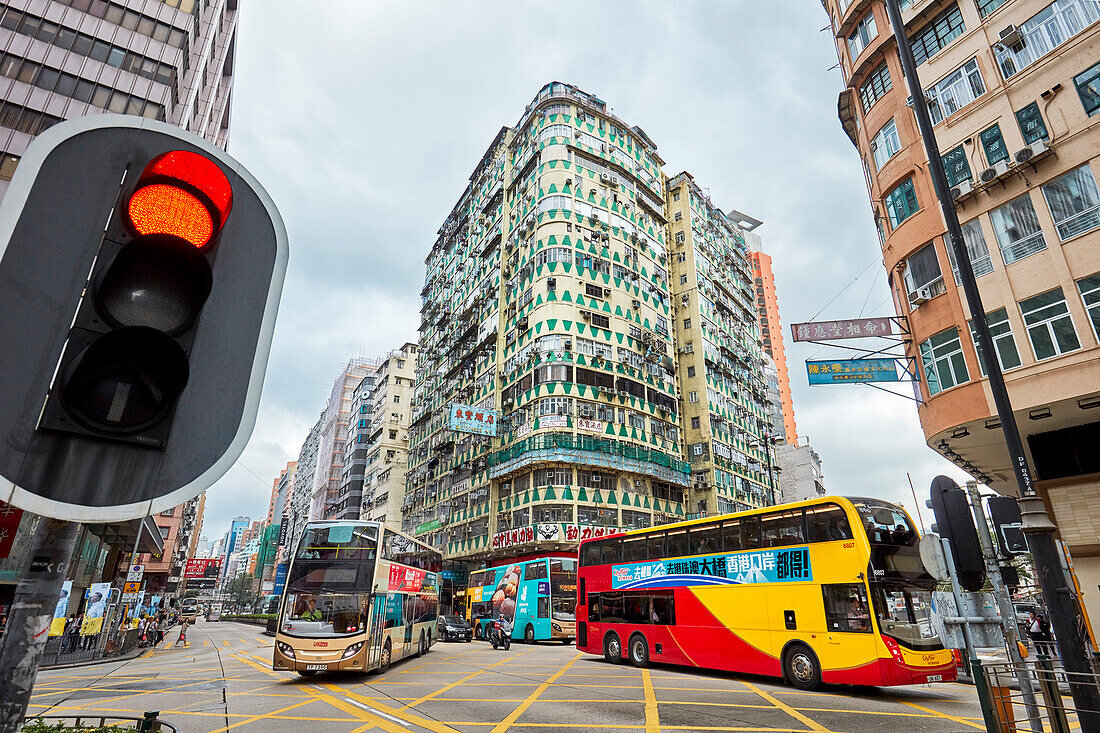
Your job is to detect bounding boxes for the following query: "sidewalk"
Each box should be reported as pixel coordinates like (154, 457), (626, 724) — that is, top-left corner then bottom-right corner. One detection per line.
(39, 644), (146, 670)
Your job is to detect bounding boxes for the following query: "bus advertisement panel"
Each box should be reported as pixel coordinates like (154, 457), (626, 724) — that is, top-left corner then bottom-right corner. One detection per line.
(577, 497), (955, 690)
(467, 556), (576, 643)
(273, 521), (441, 676)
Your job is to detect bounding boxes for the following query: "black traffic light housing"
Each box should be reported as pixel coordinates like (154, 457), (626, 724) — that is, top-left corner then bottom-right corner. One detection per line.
(0, 116), (287, 521)
(927, 475), (986, 591)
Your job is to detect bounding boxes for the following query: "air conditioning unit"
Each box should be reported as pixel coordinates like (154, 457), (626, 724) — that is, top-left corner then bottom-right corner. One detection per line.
(563, 340), (572, 350)
(909, 285), (935, 306)
(950, 180), (973, 200)
(618, 390), (630, 397)
(980, 159), (1010, 183)
(998, 24), (1024, 51)
(1014, 138), (1050, 164)
(547, 277), (556, 290)
(603, 287), (611, 296)
(599, 173), (612, 184)
(581, 310), (591, 319)
(632, 299), (641, 309)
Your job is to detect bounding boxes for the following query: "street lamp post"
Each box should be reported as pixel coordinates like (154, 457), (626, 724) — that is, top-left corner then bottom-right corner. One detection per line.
(881, 1), (1100, 726)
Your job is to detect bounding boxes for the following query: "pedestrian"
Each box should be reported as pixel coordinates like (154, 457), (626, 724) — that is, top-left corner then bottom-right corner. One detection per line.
(174, 617), (189, 647)
(1028, 611), (1056, 656)
(154, 612), (165, 645)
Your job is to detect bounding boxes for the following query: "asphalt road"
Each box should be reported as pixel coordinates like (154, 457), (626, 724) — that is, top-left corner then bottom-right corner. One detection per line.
(29, 620), (990, 733)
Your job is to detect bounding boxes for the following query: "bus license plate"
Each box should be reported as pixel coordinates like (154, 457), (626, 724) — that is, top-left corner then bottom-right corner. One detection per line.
(305, 664), (328, 671)
(926, 675), (942, 682)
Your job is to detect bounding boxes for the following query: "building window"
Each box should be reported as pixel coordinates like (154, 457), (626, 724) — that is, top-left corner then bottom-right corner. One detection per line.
(674, 212), (682, 222)
(979, 124), (1009, 166)
(919, 327), (970, 396)
(687, 366), (696, 377)
(978, 0), (1008, 16)
(680, 274), (688, 284)
(941, 145), (971, 187)
(859, 62), (893, 113)
(1077, 273), (1100, 339)
(590, 313), (610, 329)
(1041, 164), (1100, 240)
(848, 11), (878, 59)
(995, 0), (1100, 80)
(945, 219), (995, 283)
(990, 194), (1046, 264)
(926, 58), (986, 124)
(1020, 288), (1081, 360)
(1016, 103), (1050, 144)
(969, 308), (1023, 375)
(910, 3), (965, 66)
(692, 443), (705, 456)
(683, 318), (691, 329)
(689, 391), (699, 403)
(691, 416), (700, 429)
(1076, 61), (1100, 115)
(871, 119), (901, 170)
(675, 231), (685, 243)
(672, 191), (680, 201)
(903, 242), (945, 304)
(885, 177), (919, 228)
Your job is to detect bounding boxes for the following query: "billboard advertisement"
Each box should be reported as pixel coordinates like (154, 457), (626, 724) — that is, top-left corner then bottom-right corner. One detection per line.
(806, 358), (899, 385)
(273, 563), (288, 596)
(449, 403), (499, 436)
(185, 558), (221, 588)
(49, 580), (72, 636)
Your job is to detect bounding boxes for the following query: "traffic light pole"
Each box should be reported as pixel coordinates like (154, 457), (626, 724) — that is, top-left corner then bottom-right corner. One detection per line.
(883, 0), (1100, 726)
(0, 518), (79, 733)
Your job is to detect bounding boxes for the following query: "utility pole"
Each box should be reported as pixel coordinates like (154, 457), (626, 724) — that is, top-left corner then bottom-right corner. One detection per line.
(882, 1), (1100, 726)
(0, 519), (79, 732)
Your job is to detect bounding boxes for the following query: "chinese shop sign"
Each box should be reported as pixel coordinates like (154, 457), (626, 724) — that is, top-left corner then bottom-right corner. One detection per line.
(449, 403), (499, 436)
(791, 318), (894, 342)
(806, 358), (899, 385)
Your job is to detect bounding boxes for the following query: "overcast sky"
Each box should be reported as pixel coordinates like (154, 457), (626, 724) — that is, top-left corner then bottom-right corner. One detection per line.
(200, 0), (970, 544)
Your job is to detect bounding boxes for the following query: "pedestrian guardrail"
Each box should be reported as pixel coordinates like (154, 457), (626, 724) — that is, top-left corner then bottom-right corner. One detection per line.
(39, 627), (141, 668)
(973, 656), (1100, 733)
(23, 712), (175, 732)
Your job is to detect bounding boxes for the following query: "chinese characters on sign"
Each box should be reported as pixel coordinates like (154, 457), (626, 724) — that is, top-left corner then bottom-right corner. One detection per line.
(791, 318), (894, 342)
(388, 563), (427, 592)
(611, 547), (813, 589)
(806, 358), (899, 385)
(0, 500), (24, 559)
(449, 403), (499, 437)
(577, 418), (604, 433)
(492, 523), (620, 549)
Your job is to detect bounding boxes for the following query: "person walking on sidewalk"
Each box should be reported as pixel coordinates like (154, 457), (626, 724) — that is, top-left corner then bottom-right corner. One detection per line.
(174, 617), (189, 647)
(1028, 611), (1056, 657)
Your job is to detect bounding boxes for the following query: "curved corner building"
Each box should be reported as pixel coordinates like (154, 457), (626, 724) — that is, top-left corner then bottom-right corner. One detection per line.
(823, 0), (1100, 617)
(405, 82), (779, 570)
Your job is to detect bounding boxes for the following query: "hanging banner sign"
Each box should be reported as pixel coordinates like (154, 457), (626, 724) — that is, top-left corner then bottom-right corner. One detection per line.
(50, 580), (73, 636)
(577, 418), (604, 433)
(807, 358), (899, 385)
(449, 403), (499, 436)
(791, 318), (894, 342)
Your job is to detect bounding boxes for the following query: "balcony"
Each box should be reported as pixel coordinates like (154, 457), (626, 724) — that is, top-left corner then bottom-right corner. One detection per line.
(488, 432), (691, 486)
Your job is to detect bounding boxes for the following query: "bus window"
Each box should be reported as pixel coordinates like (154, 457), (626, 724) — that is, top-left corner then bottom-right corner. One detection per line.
(853, 500), (916, 546)
(651, 592), (675, 624)
(580, 540), (604, 567)
(647, 532), (666, 560)
(623, 594), (649, 624)
(622, 536), (647, 562)
(741, 517), (761, 549)
(666, 528), (689, 557)
(600, 540), (622, 565)
(805, 504), (853, 542)
(822, 584), (871, 633)
(761, 510), (805, 548)
(600, 592), (626, 622)
(524, 561), (548, 581)
(721, 519), (742, 551)
(587, 594), (600, 622)
(691, 525), (721, 555)
(538, 596), (549, 618)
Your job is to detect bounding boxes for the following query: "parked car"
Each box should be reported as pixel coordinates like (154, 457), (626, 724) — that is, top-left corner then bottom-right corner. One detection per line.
(437, 614), (473, 642)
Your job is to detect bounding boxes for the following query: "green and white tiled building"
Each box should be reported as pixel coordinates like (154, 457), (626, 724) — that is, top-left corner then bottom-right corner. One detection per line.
(404, 82), (778, 567)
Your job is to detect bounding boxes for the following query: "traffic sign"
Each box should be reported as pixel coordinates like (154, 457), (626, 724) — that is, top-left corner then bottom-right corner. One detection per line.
(123, 581), (141, 594)
(126, 565), (145, 582)
(0, 115), (287, 521)
(918, 533), (951, 582)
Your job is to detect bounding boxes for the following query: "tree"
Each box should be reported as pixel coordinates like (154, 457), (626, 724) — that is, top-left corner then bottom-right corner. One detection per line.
(223, 576), (257, 609)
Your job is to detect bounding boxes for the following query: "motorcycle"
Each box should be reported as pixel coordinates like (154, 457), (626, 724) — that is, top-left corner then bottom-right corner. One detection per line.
(489, 618), (512, 650)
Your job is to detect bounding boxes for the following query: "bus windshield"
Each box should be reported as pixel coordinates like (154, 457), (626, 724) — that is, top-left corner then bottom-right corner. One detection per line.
(296, 524), (378, 561)
(850, 498), (931, 584)
(550, 558), (577, 621)
(871, 584), (942, 651)
(281, 591), (370, 637)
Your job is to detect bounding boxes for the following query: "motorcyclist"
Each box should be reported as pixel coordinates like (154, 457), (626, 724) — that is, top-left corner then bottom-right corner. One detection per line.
(492, 612), (513, 650)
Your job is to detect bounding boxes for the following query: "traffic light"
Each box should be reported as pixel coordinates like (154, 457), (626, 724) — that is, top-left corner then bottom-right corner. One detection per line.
(987, 496), (1029, 556)
(0, 115), (286, 521)
(37, 150), (233, 447)
(927, 475), (986, 591)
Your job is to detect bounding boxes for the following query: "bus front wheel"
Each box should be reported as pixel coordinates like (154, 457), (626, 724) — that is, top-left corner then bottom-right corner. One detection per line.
(297, 670), (317, 678)
(378, 640), (392, 673)
(604, 632), (623, 664)
(783, 643), (821, 691)
(628, 634), (649, 668)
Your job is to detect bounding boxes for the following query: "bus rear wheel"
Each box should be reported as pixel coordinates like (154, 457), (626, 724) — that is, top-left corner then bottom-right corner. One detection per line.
(783, 643), (821, 691)
(628, 634), (649, 668)
(604, 632), (623, 664)
(525, 625), (535, 644)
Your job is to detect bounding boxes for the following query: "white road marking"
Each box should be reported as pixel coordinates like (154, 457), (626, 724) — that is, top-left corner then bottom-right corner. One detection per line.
(344, 696), (411, 728)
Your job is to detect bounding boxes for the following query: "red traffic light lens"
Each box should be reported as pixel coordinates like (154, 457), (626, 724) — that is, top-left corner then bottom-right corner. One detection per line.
(124, 150), (233, 249)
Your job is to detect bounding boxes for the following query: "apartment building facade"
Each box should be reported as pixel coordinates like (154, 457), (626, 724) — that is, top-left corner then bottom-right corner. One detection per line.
(824, 0), (1100, 618)
(361, 343), (417, 527)
(749, 251), (798, 444)
(332, 371), (379, 521)
(405, 82), (773, 568)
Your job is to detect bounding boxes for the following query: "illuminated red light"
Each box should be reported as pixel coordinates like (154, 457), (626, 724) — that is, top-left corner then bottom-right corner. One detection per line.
(124, 150), (233, 248)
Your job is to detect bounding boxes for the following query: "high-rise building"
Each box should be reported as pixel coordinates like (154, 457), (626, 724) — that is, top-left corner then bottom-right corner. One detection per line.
(267, 461), (296, 527)
(749, 251), (797, 444)
(360, 343), (417, 527)
(333, 370), (380, 521)
(405, 82), (773, 568)
(0, 0), (238, 199)
(823, 0), (1100, 621)
(311, 358), (379, 521)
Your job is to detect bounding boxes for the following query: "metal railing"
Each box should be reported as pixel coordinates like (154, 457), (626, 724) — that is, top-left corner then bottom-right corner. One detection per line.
(24, 712), (175, 732)
(39, 627), (141, 669)
(974, 656), (1100, 733)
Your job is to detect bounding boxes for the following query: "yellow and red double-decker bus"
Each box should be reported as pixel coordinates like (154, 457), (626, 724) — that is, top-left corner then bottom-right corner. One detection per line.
(576, 497), (955, 689)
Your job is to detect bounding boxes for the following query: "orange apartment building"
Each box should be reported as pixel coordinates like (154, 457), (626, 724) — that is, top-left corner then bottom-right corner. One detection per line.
(823, 0), (1100, 622)
(135, 493), (205, 598)
(749, 251), (798, 444)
